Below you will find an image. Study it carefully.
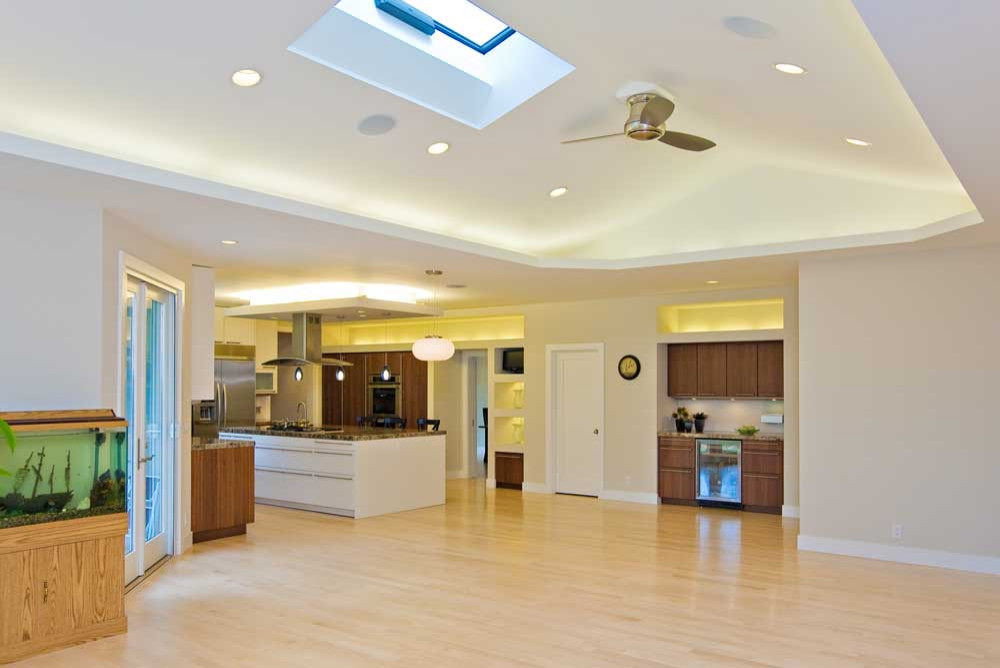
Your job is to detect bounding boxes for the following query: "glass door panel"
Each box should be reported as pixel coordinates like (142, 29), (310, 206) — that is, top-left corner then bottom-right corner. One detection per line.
(697, 440), (742, 503)
(124, 288), (136, 559)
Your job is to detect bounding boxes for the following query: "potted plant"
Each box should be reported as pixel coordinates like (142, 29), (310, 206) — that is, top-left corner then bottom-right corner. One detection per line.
(671, 407), (691, 433)
(0, 418), (16, 477)
(693, 412), (708, 433)
(737, 425), (760, 437)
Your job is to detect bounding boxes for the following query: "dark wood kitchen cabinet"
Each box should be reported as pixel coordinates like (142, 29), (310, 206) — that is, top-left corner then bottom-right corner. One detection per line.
(726, 343), (758, 397)
(667, 344), (698, 397)
(756, 341), (784, 398)
(322, 351), (427, 427)
(658, 437), (696, 504)
(696, 343), (727, 397)
(741, 439), (783, 514)
(666, 341), (783, 399)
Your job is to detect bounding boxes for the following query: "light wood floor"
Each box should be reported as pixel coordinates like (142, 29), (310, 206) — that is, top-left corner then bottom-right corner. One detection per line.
(18, 480), (1000, 667)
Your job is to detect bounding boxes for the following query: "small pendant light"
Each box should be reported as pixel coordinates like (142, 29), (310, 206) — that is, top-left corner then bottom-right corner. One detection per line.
(412, 269), (456, 362)
(335, 354), (346, 382)
(294, 366), (304, 382)
(381, 318), (391, 381)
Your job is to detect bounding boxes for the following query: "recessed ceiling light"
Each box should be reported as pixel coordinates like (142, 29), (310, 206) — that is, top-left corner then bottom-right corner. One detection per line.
(706, 280), (720, 285)
(845, 137), (872, 147)
(723, 17), (777, 39)
(773, 63), (807, 75)
(357, 114), (397, 136)
(549, 186), (568, 198)
(427, 142), (450, 155)
(221, 239), (239, 245)
(231, 69), (261, 87)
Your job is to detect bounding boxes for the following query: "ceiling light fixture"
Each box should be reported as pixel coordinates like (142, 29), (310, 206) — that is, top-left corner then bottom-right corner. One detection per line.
(412, 270), (456, 362)
(231, 69), (262, 87)
(706, 280), (720, 285)
(845, 137), (872, 147)
(427, 142), (450, 155)
(773, 63), (807, 75)
(221, 239), (239, 245)
(549, 186), (568, 198)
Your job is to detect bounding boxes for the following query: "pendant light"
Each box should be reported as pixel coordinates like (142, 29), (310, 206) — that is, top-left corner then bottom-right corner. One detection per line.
(381, 318), (392, 381)
(335, 354), (346, 382)
(294, 366), (304, 382)
(412, 270), (456, 362)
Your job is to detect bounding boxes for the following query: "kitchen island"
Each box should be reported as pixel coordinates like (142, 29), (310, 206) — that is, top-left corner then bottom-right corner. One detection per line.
(220, 427), (446, 519)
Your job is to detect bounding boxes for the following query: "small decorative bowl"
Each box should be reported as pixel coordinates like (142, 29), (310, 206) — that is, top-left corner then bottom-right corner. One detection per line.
(736, 426), (760, 436)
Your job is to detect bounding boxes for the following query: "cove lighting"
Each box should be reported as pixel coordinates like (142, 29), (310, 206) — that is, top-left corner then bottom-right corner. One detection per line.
(232, 282), (432, 306)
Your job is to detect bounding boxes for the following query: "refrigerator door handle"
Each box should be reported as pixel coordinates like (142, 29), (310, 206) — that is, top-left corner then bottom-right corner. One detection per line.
(221, 383), (228, 429)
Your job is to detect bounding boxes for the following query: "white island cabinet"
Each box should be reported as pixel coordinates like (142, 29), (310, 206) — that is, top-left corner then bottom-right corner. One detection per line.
(220, 430), (445, 519)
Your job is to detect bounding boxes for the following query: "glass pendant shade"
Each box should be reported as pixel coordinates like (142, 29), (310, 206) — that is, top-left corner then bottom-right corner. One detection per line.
(335, 367), (345, 382)
(381, 364), (391, 381)
(412, 335), (456, 362)
(294, 367), (304, 382)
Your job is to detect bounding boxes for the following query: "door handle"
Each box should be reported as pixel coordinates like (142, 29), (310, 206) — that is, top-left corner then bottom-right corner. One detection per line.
(138, 454), (156, 466)
(594, 428), (599, 435)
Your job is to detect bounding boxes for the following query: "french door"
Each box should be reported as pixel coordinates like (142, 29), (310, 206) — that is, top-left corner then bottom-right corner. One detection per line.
(123, 277), (177, 583)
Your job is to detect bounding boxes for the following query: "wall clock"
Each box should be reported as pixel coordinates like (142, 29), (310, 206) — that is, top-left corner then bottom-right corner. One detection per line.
(618, 354), (641, 380)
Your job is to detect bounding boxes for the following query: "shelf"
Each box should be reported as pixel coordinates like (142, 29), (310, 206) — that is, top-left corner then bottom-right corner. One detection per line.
(494, 373), (524, 382)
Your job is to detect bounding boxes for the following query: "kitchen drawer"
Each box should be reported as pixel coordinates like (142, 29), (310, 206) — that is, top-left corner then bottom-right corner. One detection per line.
(742, 473), (782, 511)
(742, 450), (782, 476)
(658, 446), (694, 469)
(255, 468), (355, 510)
(658, 468), (695, 501)
(658, 437), (694, 449)
(254, 445), (354, 477)
(742, 439), (783, 452)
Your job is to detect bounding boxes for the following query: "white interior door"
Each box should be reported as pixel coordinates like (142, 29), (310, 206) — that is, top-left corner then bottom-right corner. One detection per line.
(553, 348), (604, 496)
(123, 277), (176, 583)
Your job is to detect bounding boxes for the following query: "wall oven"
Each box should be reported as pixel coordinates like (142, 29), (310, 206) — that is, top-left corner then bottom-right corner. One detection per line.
(367, 374), (402, 417)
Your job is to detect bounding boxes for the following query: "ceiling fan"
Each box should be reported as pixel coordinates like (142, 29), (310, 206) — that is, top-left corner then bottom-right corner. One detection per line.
(562, 93), (717, 151)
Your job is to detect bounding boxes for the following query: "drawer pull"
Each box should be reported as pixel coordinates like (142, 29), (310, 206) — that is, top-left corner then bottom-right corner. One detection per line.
(314, 473), (354, 481)
(255, 445), (313, 453)
(255, 466), (313, 477)
(312, 450), (353, 457)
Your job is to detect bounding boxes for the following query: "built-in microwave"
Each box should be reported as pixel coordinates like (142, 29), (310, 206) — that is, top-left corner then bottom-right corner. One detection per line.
(255, 367), (278, 395)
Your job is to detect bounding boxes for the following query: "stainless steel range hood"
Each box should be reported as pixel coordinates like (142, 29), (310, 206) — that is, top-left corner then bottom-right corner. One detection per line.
(261, 313), (352, 367)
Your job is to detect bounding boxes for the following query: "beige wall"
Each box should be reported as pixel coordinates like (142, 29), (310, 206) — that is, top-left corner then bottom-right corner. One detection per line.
(1, 188), (104, 409)
(799, 245), (1000, 562)
(432, 353), (465, 475)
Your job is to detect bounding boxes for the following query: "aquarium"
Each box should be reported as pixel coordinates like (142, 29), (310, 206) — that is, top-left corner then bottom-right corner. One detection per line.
(0, 425), (127, 529)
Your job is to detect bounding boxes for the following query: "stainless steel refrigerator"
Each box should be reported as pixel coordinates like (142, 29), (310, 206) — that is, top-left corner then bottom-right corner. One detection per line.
(214, 344), (256, 429)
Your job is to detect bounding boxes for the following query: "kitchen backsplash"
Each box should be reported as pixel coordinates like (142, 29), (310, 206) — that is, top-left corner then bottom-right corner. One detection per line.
(663, 398), (785, 435)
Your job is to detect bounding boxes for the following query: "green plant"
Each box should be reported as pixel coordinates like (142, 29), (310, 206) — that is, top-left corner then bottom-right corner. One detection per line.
(736, 425), (760, 436)
(693, 412), (708, 420)
(672, 407), (691, 420)
(0, 418), (16, 477)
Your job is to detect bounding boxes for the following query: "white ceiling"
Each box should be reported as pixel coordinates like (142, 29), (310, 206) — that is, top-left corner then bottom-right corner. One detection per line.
(0, 0), (978, 268)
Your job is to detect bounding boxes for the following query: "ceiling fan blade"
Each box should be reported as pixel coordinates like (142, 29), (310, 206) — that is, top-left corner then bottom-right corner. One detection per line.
(658, 131), (717, 152)
(639, 96), (675, 127)
(560, 132), (623, 145)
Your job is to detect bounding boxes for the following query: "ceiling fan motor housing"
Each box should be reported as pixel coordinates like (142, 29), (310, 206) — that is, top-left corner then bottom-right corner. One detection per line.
(624, 94), (666, 141)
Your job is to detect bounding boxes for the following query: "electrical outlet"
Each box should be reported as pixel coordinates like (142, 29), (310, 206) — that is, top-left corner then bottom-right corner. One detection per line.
(891, 524), (903, 540)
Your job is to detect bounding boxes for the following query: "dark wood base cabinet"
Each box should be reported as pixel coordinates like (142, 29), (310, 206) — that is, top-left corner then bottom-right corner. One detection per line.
(658, 436), (783, 514)
(741, 439), (783, 514)
(658, 437), (697, 505)
(494, 452), (524, 490)
(192, 446), (255, 543)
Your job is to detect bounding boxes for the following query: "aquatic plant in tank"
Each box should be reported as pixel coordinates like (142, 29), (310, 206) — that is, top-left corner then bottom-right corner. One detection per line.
(0, 421), (128, 530)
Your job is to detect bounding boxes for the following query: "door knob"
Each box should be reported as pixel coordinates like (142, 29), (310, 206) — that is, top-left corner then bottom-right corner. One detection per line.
(593, 428), (599, 435)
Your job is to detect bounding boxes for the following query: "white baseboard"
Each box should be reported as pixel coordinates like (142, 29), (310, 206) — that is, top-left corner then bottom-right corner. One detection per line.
(798, 534), (1000, 576)
(782, 505), (800, 518)
(599, 489), (659, 505)
(522, 482), (552, 494)
(485, 478), (496, 489)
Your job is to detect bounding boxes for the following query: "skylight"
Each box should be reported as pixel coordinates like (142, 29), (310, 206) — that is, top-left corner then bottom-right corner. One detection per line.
(391, 0), (515, 53)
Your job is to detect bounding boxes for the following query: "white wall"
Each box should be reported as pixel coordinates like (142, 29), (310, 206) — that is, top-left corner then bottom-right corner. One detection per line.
(0, 189), (104, 409)
(799, 245), (1000, 571)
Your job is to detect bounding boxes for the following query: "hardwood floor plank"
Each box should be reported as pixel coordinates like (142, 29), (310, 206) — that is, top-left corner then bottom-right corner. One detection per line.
(15, 480), (1000, 667)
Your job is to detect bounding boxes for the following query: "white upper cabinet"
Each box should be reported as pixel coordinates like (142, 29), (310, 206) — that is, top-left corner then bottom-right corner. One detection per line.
(214, 308), (256, 346)
(255, 319), (278, 368)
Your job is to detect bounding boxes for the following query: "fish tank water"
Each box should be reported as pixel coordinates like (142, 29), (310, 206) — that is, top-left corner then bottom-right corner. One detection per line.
(0, 426), (127, 529)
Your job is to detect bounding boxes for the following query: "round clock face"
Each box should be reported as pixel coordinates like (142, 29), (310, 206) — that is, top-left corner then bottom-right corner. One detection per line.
(618, 355), (641, 380)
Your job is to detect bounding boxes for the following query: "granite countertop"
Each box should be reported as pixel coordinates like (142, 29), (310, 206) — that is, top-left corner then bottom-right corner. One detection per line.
(221, 426), (446, 441)
(658, 431), (785, 442)
(192, 437), (256, 451)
